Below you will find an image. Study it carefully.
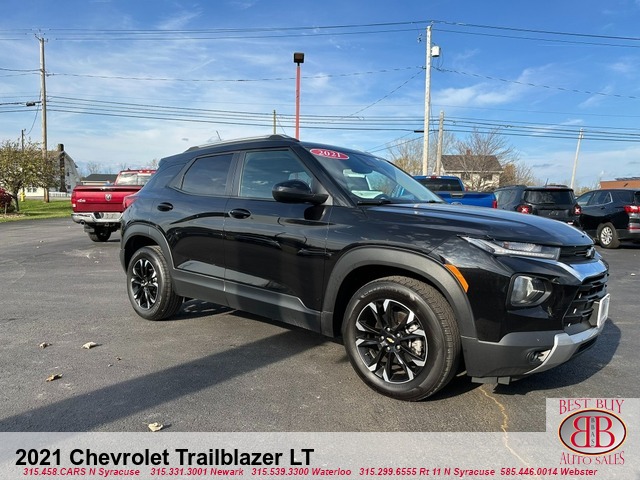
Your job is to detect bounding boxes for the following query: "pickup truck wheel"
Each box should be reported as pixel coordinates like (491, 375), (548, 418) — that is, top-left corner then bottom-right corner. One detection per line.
(597, 223), (620, 249)
(127, 246), (182, 320)
(343, 276), (460, 401)
(88, 228), (111, 242)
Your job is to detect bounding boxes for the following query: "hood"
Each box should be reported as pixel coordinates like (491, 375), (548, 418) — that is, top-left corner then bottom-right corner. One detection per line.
(367, 202), (592, 247)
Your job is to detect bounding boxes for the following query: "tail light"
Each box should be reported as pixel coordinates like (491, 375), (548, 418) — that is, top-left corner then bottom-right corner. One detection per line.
(123, 194), (138, 210)
(492, 198), (497, 209)
(573, 204), (582, 215)
(516, 204), (532, 214)
(624, 205), (639, 214)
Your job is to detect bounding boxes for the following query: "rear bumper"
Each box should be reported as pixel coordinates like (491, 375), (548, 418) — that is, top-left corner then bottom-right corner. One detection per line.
(72, 212), (122, 225)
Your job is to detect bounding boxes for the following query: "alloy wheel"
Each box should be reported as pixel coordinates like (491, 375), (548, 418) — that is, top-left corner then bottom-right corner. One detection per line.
(130, 258), (159, 310)
(354, 298), (428, 384)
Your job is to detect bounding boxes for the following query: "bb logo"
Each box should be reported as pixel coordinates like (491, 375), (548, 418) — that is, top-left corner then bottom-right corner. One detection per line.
(559, 409), (627, 455)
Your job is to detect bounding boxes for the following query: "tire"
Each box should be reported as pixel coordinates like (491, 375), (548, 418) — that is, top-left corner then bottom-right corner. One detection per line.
(126, 246), (183, 320)
(88, 227), (111, 242)
(342, 276), (460, 401)
(597, 223), (620, 249)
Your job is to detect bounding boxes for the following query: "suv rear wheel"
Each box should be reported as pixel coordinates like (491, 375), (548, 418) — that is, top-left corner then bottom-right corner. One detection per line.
(597, 222), (620, 249)
(126, 246), (183, 320)
(342, 276), (460, 401)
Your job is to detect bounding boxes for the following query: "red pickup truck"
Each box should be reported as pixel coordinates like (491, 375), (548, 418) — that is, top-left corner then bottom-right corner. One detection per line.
(71, 169), (155, 242)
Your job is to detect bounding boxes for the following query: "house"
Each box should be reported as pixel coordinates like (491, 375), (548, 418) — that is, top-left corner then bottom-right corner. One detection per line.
(600, 177), (640, 189)
(440, 154), (503, 191)
(23, 146), (82, 198)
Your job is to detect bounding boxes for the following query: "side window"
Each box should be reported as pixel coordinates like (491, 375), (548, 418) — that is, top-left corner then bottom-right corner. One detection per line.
(239, 150), (312, 200)
(588, 191), (609, 206)
(577, 192), (593, 206)
(612, 190), (632, 203)
(180, 153), (233, 195)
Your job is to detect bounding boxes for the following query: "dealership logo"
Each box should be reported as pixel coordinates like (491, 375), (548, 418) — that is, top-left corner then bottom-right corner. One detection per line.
(559, 409), (627, 455)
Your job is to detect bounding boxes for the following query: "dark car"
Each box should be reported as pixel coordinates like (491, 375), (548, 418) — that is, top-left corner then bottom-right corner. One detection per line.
(576, 188), (640, 248)
(120, 135), (609, 401)
(494, 185), (582, 226)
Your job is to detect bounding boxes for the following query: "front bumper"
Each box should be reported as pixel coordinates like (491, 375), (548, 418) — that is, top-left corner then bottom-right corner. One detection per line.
(463, 287), (609, 384)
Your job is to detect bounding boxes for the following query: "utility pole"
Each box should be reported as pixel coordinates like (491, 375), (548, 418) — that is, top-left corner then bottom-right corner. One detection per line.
(273, 110), (277, 134)
(421, 26), (440, 175)
(38, 35), (50, 202)
(422, 25), (432, 175)
(570, 128), (584, 189)
(293, 52), (304, 139)
(435, 110), (444, 176)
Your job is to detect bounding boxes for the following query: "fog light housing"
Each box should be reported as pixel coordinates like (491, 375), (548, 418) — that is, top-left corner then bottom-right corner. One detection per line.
(509, 275), (550, 307)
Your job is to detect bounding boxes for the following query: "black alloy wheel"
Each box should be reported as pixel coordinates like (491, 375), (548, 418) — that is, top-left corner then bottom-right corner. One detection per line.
(127, 246), (183, 320)
(343, 276), (460, 401)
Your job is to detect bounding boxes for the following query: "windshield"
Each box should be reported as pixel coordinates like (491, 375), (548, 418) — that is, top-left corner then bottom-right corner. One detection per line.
(306, 147), (443, 204)
(116, 172), (154, 186)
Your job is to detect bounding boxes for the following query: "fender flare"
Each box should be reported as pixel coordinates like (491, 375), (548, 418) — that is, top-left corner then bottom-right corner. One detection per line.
(120, 222), (175, 272)
(320, 246), (476, 339)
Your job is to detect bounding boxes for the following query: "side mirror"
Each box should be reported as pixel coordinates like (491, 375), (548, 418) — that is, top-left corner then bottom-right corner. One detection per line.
(272, 180), (328, 205)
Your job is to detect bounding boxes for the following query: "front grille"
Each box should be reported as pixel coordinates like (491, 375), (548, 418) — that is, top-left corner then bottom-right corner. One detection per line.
(559, 245), (596, 261)
(563, 273), (608, 327)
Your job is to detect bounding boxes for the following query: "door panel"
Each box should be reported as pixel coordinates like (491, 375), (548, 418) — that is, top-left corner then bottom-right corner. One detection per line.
(224, 149), (330, 319)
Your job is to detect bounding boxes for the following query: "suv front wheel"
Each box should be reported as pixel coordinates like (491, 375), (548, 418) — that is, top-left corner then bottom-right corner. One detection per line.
(126, 246), (183, 320)
(597, 222), (620, 249)
(342, 276), (460, 401)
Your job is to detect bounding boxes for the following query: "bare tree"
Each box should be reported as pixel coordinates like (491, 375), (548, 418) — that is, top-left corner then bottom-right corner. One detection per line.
(386, 138), (423, 175)
(499, 161), (539, 186)
(387, 130), (456, 175)
(85, 162), (102, 175)
(450, 128), (519, 190)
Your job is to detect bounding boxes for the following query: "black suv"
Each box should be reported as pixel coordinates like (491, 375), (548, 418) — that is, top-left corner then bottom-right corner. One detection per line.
(120, 135), (609, 401)
(494, 185), (582, 226)
(577, 188), (640, 248)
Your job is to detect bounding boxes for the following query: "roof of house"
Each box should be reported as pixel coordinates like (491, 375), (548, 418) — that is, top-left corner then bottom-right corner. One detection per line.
(441, 154), (503, 173)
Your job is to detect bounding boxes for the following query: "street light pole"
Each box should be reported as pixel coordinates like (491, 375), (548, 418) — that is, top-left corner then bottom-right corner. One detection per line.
(293, 52), (304, 139)
(570, 128), (584, 189)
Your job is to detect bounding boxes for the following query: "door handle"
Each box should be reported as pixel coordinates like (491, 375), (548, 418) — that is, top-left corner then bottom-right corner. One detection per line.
(229, 208), (251, 219)
(157, 202), (173, 211)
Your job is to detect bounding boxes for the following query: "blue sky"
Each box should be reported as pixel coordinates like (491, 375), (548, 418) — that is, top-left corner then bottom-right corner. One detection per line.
(2, 0), (640, 186)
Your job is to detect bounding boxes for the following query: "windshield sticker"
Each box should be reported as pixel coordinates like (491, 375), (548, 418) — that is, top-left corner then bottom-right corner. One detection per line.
(310, 148), (349, 160)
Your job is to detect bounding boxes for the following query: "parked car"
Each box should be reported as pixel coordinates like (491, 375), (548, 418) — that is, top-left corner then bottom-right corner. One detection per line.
(120, 135), (609, 401)
(576, 188), (640, 248)
(71, 169), (155, 242)
(413, 175), (497, 208)
(494, 184), (581, 226)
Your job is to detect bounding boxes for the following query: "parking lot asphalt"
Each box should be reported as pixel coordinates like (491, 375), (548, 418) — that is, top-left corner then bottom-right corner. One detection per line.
(0, 218), (638, 432)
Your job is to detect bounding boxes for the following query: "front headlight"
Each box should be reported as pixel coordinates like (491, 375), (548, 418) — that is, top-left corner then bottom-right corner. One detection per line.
(462, 237), (560, 260)
(509, 275), (551, 307)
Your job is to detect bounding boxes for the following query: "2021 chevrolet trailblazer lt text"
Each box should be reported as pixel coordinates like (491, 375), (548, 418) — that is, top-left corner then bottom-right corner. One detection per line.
(120, 135), (610, 401)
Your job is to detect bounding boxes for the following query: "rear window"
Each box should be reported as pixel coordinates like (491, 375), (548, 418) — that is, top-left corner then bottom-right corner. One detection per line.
(524, 189), (575, 205)
(417, 178), (462, 191)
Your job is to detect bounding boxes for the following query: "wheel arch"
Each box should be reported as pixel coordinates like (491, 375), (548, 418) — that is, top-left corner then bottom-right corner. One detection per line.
(320, 247), (476, 339)
(121, 223), (173, 272)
